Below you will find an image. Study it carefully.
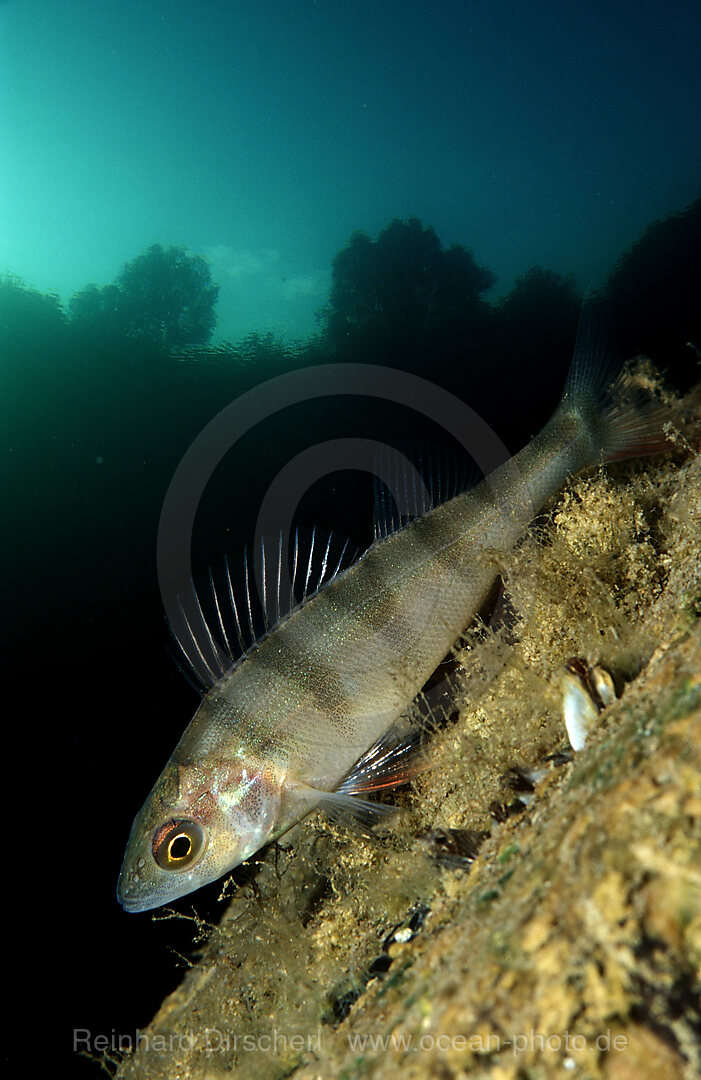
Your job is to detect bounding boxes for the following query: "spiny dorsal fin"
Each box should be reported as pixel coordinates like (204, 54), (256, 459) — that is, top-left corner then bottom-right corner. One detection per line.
(168, 528), (358, 691)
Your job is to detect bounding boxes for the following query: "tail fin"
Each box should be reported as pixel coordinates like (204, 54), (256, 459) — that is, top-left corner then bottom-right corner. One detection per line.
(561, 293), (671, 464)
(597, 368), (672, 462)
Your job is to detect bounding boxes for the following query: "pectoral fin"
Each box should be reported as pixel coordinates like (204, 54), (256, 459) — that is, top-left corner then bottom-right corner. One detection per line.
(290, 718), (430, 833)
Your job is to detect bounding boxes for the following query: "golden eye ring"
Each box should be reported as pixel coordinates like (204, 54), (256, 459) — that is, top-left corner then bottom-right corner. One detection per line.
(153, 819), (207, 870)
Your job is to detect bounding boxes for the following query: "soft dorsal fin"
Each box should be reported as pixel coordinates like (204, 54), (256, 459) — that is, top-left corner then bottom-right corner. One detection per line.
(169, 528), (358, 691)
(372, 441), (476, 541)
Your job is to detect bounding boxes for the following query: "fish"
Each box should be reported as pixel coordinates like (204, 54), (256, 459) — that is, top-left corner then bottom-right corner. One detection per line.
(117, 303), (668, 912)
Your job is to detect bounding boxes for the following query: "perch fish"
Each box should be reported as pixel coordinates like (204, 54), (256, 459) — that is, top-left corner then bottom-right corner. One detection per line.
(118, 310), (667, 911)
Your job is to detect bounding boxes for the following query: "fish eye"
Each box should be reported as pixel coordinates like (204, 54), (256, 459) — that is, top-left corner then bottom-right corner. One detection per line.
(152, 819), (207, 871)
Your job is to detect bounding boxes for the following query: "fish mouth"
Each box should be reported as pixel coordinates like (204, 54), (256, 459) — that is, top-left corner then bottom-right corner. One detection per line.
(116, 865), (199, 912)
(116, 868), (152, 913)
(117, 887), (151, 913)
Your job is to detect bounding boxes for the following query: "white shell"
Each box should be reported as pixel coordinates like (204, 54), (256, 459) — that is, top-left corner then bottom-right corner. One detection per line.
(562, 671), (599, 751)
(562, 662), (616, 752)
(591, 664), (616, 706)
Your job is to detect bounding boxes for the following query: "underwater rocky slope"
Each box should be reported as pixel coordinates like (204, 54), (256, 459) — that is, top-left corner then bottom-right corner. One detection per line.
(110, 377), (700, 1080)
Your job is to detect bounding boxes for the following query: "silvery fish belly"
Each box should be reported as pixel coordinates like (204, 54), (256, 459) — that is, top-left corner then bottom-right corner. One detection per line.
(117, 316), (668, 912)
